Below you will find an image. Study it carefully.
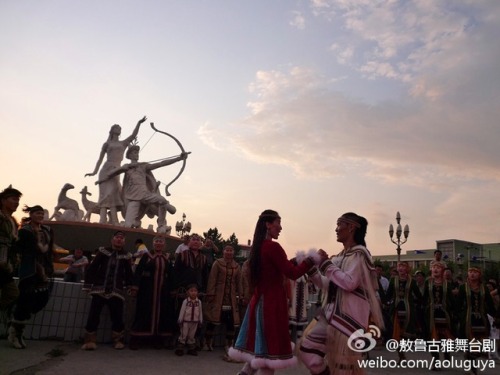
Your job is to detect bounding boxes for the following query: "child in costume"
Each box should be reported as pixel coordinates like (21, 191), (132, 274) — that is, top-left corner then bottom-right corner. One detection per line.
(176, 284), (203, 356)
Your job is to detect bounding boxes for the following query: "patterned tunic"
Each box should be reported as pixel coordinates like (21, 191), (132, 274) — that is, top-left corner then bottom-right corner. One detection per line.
(205, 258), (242, 326)
(423, 279), (453, 340)
(83, 247), (133, 300)
(130, 252), (175, 336)
(382, 276), (421, 339)
(457, 283), (496, 340)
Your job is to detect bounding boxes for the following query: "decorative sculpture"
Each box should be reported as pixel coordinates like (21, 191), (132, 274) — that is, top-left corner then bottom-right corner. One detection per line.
(79, 186), (100, 222)
(77, 116), (190, 233)
(85, 116), (146, 224)
(49, 183), (83, 221)
(96, 143), (189, 233)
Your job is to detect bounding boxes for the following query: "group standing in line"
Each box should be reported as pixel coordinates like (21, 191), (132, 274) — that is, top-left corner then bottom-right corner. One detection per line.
(378, 255), (500, 372)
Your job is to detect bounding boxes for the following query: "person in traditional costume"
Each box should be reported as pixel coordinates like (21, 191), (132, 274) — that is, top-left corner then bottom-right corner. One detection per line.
(0, 187), (22, 317)
(380, 261), (422, 362)
(128, 236), (175, 349)
(176, 283), (203, 356)
(457, 267), (496, 371)
(173, 233), (209, 350)
(81, 231), (134, 350)
(228, 209), (314, 375)
(8, 205), (54, 349)
(422, 262), (454, 368)
(444, 267), (460, 337)
(204, 244), (243, 357)
(413, 270), (427, 338)
(299, 212), (384, 375)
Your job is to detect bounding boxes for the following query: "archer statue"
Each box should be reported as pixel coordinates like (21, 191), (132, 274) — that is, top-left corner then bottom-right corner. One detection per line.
(96, 143), (189, 233)
(85, 116), (147, 224)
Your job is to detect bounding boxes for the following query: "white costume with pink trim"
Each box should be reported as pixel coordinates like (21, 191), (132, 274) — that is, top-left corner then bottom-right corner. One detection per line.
(299, 245), (383, 375)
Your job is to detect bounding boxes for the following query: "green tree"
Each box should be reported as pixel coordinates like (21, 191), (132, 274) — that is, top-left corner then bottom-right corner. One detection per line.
(224, 233), (241, 255)
(203, 227), (224, 252)
(203, 228), (244, 262)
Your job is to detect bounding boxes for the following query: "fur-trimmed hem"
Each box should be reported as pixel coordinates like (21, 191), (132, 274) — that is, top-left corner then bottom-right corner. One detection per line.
(251, 356), (298, 370)
(229, 347), (298, 370)
(228, 347), (255, 363)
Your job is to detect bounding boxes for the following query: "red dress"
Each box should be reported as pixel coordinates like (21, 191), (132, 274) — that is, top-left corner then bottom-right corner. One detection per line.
(230, 240), (310, 369)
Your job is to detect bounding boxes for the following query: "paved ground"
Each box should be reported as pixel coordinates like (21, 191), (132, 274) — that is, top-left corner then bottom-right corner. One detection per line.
(1, 339), (498, 374)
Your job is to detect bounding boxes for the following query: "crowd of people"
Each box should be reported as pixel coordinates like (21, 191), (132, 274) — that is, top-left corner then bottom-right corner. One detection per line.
(376, 255), (500, 372)
(2, 187), (500, 375)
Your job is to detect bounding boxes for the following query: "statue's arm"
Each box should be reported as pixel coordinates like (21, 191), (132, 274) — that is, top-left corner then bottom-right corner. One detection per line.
(95, 164), (128, 184)
(122, 115), (147, 144)
(147, 152), (190, 171)
(85, 143), (107, 177)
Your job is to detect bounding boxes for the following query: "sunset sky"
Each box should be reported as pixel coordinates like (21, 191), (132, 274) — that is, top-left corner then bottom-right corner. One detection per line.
(2, 1), (499, 257)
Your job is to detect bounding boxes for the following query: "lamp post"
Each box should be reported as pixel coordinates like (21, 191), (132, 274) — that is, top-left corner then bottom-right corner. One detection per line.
(389, 211), (410, 263)
(175, 213), (191, 237)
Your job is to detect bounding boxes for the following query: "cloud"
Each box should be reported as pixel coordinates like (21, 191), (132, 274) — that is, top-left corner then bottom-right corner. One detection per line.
(197, 122), (224, 152)
(201, 59), (500, 189)
(290, 11), (306, 30)
(312, 0), (500, 100)
(199, 1), (500, 194)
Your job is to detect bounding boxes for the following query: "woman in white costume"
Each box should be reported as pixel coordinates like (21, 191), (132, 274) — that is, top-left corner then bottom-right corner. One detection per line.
(299, 212), (384, 375)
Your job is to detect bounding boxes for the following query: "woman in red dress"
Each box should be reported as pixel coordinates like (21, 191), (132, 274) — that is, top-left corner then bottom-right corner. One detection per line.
(229, 209), (313, 375)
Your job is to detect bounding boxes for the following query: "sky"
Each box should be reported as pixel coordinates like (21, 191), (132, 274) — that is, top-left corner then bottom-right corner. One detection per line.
(1, 0), (500, 257)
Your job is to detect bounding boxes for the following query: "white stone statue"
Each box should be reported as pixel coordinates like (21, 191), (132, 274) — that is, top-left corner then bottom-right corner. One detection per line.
(85, 116), (147, 225)
(79, 186), (100, 222)
(96, 144), (189, 233)
(49, 183), (84, 221)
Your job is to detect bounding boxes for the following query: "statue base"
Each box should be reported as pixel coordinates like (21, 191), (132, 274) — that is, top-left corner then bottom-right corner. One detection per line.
(45, 221), (182, 254)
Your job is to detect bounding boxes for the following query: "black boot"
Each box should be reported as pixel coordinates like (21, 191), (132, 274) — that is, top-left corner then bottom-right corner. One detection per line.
(175, 342), (185, 356)
(129, 335), (139, 350)
(187, 343), (198, 356)
(164, 335), (175, 350)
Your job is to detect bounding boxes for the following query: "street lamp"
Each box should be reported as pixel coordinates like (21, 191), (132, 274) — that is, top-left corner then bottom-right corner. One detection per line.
(175, 213), (191, 237)
(389, 211), (410, 263)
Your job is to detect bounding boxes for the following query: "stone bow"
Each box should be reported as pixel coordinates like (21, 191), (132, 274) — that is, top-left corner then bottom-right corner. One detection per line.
(150, 122), (188, 196)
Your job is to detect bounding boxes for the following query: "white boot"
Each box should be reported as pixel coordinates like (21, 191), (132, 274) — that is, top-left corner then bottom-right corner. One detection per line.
(237, 363), (256, 375)
(112, 331), (125, 350)
(8, 324), (26, 349)
(81, 331), (97, 350)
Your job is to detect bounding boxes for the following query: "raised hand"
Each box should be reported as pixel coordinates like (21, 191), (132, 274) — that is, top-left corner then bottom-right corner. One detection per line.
(317, 249), (329, 264)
